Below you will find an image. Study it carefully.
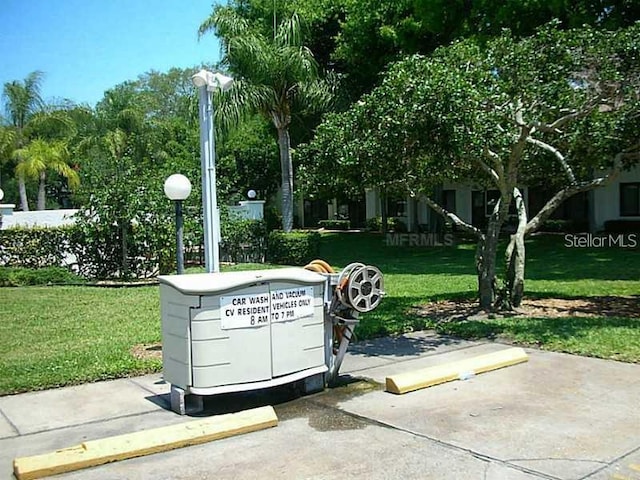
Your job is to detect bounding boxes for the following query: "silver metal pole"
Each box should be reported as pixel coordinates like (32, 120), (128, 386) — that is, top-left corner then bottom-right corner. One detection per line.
(197, 85), (220, 273)
(175, 200), (185, 275)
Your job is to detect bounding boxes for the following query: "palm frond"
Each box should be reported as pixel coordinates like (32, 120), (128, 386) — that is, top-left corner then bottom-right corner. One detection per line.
(2, 71), (44, 129)
(275, 13), (302, 48)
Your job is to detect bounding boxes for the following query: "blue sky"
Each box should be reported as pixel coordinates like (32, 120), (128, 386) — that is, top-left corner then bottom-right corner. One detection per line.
(1, 0), (222, 108)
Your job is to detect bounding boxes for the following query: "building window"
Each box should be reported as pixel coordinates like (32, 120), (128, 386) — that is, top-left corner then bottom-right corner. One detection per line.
(442, 190), (456, 213)
(386, 198), (407, 217)
(620, 183), (640, 216)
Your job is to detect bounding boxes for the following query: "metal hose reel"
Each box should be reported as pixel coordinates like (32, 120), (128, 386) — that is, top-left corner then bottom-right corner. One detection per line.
(303, 259), (385, 383)
(341, 264), (384, 313)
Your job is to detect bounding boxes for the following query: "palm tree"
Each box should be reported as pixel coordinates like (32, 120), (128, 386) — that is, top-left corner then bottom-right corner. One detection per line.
(13, 139), (79, 210)
(2, 71), (44, 211)
(200, 8), (331, 232)
(0, 127), (16, 187)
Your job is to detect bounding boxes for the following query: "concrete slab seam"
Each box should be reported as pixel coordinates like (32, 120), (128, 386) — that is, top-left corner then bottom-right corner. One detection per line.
(366, 418), (560, 480)
(579, 443), (640, 480)
(305, 398), (558, 480)
(4, 409), (166, 439)
(0, 406), (21, 437)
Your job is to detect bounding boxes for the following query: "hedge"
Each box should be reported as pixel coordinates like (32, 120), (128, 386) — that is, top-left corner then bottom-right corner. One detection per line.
(0, 219), (271, 279)
(539, 219), (589, 233)
(266, 230), (321, 265)
(604, 220), (640, 233)
(365, 216), (407, 232)
(0, 227), (74, 269)
(318, 219), (351, 230)
(220, 219), (267, 263)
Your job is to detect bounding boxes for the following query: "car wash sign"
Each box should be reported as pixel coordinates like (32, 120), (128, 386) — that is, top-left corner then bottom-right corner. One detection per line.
(270, 286), (314, 323)
(220, 286), (315, 330)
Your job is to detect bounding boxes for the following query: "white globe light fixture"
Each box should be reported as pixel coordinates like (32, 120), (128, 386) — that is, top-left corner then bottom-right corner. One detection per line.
(192, 69), (234, 273)
(164, 174), (192, 275)
(164, 174), (192, 201)
(247, 189), (257, 200)
(0, 188), (4, 202)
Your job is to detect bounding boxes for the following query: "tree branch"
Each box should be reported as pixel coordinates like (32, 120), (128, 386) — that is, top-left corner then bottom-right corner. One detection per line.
(476, 157), (500, 184)
(423, 196), (483, 238)
(526, 136), (576, 183)
(484, 148), (505, 179)
(524, 150), (633, 235)
(533, 98), (601, 133)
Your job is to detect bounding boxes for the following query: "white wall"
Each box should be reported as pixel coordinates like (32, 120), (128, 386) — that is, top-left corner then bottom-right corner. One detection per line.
(593, 165), (640, 231)
(1, 209), (79, 229)
(365, 188), (379, 219)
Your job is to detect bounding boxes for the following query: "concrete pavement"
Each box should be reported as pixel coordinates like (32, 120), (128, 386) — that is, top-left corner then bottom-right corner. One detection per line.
(1, 332), (639, 479)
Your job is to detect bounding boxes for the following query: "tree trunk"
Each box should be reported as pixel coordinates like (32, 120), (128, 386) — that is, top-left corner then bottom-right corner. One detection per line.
(37, 171), (46, 210)
(380, 190), (388, 234)
(477, 190), (513, 311)
(477, 216), (501, 310)
(120, 220), (129, 279)
(504, 188), (527, 309)
(18, 176), (29, 212)
(277, 127), (294, 232)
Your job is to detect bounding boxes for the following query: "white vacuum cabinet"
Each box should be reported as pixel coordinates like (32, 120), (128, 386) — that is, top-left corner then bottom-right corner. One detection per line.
(159, 268), (329, 412)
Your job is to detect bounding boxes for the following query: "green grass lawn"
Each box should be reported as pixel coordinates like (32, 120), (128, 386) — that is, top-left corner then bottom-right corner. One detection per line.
(319, 233), (640, 337)
(0, 233), (638, 395)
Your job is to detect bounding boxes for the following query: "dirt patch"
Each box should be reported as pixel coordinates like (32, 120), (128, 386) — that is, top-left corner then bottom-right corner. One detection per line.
(413, 296), (640, 322)
(131, 343), (162, 361)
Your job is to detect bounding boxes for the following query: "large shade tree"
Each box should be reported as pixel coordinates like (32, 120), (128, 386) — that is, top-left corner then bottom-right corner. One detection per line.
(199, 7), (332, 231)
(301, 23), (640, 310)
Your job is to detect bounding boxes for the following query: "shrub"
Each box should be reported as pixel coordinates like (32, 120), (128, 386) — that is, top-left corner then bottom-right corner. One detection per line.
(220, 219), (267, 263)
(266, 230), (321, 265)
(318, 219), (351, 230)
(391, 217), (408, 233)
(365, 217), (407, 232)
(365, 217), (382, 231)
(604, 220), (640, 233)
(0, 226), (74, 269)
(0, 266), (84, 287)
(264, 205), (283, 232)
(539, 219), (589, 233)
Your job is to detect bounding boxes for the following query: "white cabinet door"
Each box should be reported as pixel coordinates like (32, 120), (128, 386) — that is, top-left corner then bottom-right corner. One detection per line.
(190, 284), (271, 388)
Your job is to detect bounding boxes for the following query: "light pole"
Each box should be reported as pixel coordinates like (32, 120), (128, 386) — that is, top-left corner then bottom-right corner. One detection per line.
(192, 69), (234, 273)
(164, 174), (192, 275)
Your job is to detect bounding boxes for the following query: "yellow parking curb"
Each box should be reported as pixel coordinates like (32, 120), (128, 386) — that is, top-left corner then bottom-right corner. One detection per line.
(385, 347), (529, 394)
(14, 405), (278, 480)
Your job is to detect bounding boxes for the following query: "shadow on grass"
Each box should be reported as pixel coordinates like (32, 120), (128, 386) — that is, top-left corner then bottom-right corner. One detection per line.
(354, 293), (476, 339)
